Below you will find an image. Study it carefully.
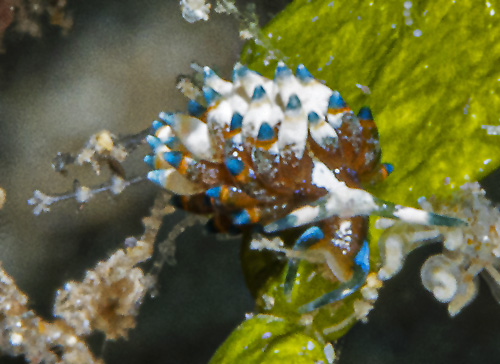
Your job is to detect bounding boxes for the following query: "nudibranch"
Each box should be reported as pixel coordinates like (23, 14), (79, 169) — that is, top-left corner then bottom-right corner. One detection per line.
(145, 62), (464, 312)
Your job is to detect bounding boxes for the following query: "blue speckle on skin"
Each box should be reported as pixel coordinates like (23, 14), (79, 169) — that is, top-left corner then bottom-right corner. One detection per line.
(232, 210), (251, 225)
(286, 94), (301, 110)
(295, 64), (314, 82)
(187, 100), (206, 117)
(147, 170), (166, 187)
(159, 112), (175, 125)
(296, 226), (324, 248)
(203, 67), (216, 80)
(257, 123), (274, 141)
(312, 16), (318, 22)
(307, 112), (320, 124)
(357, 106), (373, 120)
(146, 135), (163, 151)
(152, 120), (164, 131)
(383, 163), (394, 174)
(164, 151), (183, 169)
(202, 86), (220, 105)
(225, 157), (245, 176)
(230, 112), (243, 131)
(164, 136), (180, 149)
(275, 62), (292, 79)
(354, 241), (370, 273)
(328, 91), (346, 109)
(205, 186), (222, 199)
(232, 64), (249, 80)
(143, 155), (155, 168)
(252, 85), (266, 100)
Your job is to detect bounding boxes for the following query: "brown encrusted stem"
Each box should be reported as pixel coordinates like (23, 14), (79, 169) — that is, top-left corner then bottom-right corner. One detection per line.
(53, 191), (174, 341)
(0, 190), (175, 362)
(0, 265), (103, 364)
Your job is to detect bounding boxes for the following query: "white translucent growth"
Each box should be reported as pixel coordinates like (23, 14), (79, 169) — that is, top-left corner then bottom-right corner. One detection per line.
(110, 175), (127, 195)
(353, 300), (374, 323)
(353, 273), (383, 323)
(323, 343), (336, 364)
(378, 236), (405, 280)
(27, 190), (58, 215)
(361, 273), (383, 301)
(378, 182), (500, 316)
(322, 272), (383, 336)
(378, 226), (441, 281)
(421, 255), (460, 302)
(214, 0), (238, 14)
(29, 175), (145, 214)
(76, 130), (127, 175)
(239, 29), (253, 40)
(180, 0), (211, 23)
(75, 185), (93, 203)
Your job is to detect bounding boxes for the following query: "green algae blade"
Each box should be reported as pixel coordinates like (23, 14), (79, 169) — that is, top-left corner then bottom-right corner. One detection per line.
(209, 314), (328, 364)
(215, 0), (500, 361)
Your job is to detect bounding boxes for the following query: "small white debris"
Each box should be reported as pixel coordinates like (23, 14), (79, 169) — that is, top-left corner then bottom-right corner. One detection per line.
(75, 185), (93, 203)
(214, 0), (237, 14)
(324, 343), (336, 364)
(180, 0), (211, 23)
(239, 29), (253, 40)
(356, 83), (371, 95)
(9, 333), (23, 346)
(262, 332), (271, 339)
(110, 175), (127, 195)
(66, 335), (78, 346)
(307, 341), (315, 351)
